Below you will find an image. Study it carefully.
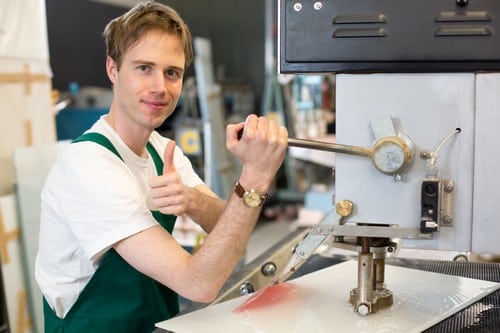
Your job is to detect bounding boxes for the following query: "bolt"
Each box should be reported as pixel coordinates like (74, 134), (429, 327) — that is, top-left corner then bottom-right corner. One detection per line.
(358, 303), (370, 315)
(336, 200), (353, 217)
(261, 262), (277, 276)
(420, 150), (431, 159)
(313, 2), (322, 10)
(239, 282), (255, 295)
(441, 215), (453, 225)
(444, 183), (455, 193)
(293, 3), (302, 12)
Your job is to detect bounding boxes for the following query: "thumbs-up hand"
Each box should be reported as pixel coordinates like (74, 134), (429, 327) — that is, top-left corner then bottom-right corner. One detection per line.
(149, 141), (188, 215)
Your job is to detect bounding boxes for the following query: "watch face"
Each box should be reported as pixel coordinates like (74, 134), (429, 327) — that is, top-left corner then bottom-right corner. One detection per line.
(243, 190), (262, 208)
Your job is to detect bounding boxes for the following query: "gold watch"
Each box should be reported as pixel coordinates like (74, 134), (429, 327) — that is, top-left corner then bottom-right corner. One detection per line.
(234, 182), (268, 208)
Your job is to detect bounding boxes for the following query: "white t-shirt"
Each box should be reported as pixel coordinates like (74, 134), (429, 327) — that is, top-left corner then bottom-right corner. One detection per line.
(35, 117), (204, 318)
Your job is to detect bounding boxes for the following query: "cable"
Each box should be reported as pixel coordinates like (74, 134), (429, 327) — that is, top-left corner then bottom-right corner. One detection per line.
(429, 127), (461, 167)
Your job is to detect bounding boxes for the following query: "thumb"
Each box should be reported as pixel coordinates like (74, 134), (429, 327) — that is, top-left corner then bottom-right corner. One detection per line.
(163, 141), (176, 174)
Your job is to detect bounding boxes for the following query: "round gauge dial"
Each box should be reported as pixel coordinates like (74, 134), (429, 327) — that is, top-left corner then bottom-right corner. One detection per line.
(372, 138), (411, 175)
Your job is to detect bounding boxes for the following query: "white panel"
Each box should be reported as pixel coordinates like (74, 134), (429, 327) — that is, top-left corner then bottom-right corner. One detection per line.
(0, 57), (55, 195)
(157, 260), (500, 333)
(13, 141), (70, 333)
(0, 0), (54, 196)
(0, 195), (33, 333)
(0, 0), (50, 60)
(473, 74), (500, 253)
(335, 74), (475, 251)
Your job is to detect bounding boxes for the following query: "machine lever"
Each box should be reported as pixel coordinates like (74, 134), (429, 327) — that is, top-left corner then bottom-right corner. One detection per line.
(287, 137), (372, 157)
(238, 129), (370, 157)
(238, 128), (412, 176)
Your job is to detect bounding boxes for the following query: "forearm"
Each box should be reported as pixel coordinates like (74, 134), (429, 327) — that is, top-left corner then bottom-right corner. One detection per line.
(181, 169), (272, 297)
(114, 192), (256, 304)
(185, 186), (226, 233)
(184, 191), (263, 300)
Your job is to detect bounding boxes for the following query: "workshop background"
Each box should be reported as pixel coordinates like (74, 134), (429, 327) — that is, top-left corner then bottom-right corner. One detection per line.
(3, 0), (500, 333)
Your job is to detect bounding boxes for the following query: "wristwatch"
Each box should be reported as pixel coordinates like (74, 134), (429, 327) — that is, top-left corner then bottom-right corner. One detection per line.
(234, 181), (268, 208)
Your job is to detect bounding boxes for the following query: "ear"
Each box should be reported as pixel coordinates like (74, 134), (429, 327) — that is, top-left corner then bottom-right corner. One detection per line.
(106, 56), (118, 84)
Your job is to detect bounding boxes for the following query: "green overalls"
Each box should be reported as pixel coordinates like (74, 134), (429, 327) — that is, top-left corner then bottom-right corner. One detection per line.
(43, 133), (179, 333)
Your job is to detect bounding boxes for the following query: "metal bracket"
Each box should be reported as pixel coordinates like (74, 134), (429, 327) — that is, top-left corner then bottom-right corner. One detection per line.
(310, 223), (433, 240)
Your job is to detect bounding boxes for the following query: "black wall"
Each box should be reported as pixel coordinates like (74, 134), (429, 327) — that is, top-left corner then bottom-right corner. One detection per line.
(45, 0), (266, 110)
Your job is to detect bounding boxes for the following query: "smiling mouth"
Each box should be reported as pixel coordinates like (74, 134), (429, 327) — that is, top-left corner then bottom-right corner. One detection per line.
(143, 100), (167, 110)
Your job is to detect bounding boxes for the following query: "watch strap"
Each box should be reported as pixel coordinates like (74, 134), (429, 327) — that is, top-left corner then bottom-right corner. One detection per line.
(234, 181), (246, 198)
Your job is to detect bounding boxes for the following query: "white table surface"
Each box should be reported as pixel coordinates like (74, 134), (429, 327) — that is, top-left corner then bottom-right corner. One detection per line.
(156, 260), (500, 333)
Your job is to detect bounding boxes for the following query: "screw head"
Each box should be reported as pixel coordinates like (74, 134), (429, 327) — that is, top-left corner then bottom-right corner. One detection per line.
(420, 150), (431, 159)
(261, 262), (277, 276)
(239, 282), (255, 295)
(358, 303), (370, 315)
(336, 200), (353, 217)
(442, 215), (453, 225)
(293, 3), (302, 11)
(313, 2), (323, 10)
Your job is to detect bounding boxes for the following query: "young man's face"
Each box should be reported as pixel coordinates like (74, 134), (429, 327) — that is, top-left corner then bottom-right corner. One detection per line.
(106, 30), (185, 132)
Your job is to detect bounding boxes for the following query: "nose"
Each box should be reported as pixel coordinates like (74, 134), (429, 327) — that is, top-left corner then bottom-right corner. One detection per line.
(149, 72), (167, 95)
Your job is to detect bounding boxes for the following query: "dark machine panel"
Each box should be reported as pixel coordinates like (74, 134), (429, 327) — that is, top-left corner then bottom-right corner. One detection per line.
(279, 0), (500, 73)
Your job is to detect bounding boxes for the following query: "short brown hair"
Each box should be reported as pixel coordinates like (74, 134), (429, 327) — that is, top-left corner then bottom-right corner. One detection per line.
(103, 1), (193, 69)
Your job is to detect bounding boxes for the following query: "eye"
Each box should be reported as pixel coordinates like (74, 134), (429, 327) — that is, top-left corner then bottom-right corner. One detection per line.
(165, 68), (182, 80)
(137, 65), (151, 72)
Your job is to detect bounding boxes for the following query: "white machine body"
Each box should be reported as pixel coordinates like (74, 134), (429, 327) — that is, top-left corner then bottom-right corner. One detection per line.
(335, 73), (500, 253)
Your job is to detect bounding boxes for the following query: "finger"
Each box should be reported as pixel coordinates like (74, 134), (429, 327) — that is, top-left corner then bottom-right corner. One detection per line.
(256, 116), (269, 140)
(243, 114), (258, 138)
(279, 126), (289, 144)
(268, 120), (279, 143)
(228, 122), (245, 141)
(163, 141), (176, 174)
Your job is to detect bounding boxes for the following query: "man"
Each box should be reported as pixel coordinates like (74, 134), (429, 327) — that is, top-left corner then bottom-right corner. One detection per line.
(35, 2), (288, 332)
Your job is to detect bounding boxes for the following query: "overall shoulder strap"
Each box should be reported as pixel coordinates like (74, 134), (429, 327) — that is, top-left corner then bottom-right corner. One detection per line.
(73, 132), (123, 161)
(146, 142), (164, 176)
(74, 132), (164, 176)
